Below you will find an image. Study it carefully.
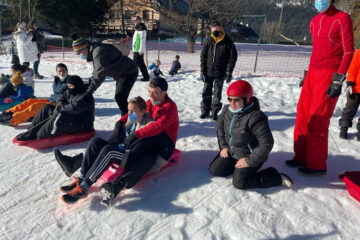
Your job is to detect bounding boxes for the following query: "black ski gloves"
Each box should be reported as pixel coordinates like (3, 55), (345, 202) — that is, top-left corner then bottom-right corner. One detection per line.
(200, 73), (205, 82)
(299, 70), (307, 87)
(109, 121), (125, 143)
(225, 72), (232, 83)
(125, 134), (137, 149)
(326, 73), (346, 98)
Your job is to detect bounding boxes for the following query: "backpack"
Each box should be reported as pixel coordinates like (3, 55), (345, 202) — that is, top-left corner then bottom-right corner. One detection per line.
(101, 39), (130, 57)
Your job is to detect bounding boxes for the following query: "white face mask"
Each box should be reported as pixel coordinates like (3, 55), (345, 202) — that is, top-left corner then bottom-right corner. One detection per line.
(58, 75), (67, 81)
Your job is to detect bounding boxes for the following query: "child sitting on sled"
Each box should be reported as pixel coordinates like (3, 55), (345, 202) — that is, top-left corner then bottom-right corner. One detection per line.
(56, 96), (153, 204)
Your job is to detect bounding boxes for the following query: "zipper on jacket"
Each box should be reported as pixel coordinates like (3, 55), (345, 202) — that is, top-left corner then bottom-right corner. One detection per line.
(229, 113), (237, 155)
(213, 42), (218, 63)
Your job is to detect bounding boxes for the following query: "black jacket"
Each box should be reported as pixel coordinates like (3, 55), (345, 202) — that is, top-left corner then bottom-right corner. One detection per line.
(87, 43), (138, 93)
(201, 34), (238, 78)
(56, 90), (95, 130)
(217, 97), (274, 167)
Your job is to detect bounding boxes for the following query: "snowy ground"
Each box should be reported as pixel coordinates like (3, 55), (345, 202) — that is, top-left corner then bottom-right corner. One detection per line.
(0, 49), (359, 240)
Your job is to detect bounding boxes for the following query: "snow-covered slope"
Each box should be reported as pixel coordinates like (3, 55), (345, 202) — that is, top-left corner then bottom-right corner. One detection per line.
(0, 49), (359, 240)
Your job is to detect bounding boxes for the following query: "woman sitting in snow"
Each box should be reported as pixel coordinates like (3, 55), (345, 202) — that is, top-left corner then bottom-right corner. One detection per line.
(209, 80), (293, 190)
(55, 96), (153, 204)
(17, 75), (94, 140)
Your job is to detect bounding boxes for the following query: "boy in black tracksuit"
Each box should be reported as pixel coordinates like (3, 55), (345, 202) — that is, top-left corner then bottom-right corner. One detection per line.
(210, 80), (293, 189)
(200, 21), (238, 120)
(17, 76), (94, 140)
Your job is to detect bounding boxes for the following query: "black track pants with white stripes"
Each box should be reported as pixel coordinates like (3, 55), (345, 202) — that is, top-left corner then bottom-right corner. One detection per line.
(80, 137), (125, 186)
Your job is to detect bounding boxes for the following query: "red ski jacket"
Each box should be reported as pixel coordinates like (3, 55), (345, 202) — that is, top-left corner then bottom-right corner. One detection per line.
(309, 5), (354, 75)
(120, 96), (179, 144)
(347, 49), (360, 93)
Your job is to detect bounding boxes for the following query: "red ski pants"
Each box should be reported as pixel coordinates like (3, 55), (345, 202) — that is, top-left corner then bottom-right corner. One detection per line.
(293, 68), (338, 170)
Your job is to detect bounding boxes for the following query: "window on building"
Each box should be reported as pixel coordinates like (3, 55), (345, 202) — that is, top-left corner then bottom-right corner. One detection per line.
(143, 10), (149, 21)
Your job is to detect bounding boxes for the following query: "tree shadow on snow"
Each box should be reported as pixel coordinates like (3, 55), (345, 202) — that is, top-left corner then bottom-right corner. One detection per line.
(88, 150), (218, 214)
(94, 98), (115, 103)
(261, 230), (339, 240)
(268, 118), (295, 132)
(264, 111), (297, 118)
(252, 151), (360, 195)
(95, 107), (121, 117)
(177, 121), (217, 139)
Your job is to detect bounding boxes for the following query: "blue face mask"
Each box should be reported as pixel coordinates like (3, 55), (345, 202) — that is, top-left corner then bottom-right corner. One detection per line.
(228, 106), (243, 114)
(79, 53), (87, 60)
(315, 0), (330, 13)
(151, 100), (161, 106)
(128, 112), (139, 122)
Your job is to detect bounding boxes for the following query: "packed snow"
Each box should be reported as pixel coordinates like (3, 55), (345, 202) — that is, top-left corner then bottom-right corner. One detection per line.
(0, 48), (359, 240)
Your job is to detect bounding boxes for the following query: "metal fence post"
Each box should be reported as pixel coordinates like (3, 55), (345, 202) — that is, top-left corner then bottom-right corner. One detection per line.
(253, 41), (260, 73)
(157, 37), (160, 60)
(62, 36), (64, 59)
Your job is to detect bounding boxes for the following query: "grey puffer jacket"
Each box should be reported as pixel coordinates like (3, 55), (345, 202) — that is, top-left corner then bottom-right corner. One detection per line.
(217, 97), (274, 167)
(87, 43), (138, 94)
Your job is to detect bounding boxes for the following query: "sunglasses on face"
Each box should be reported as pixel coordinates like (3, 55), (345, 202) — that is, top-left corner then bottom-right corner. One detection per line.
(227, 97), (241, 103)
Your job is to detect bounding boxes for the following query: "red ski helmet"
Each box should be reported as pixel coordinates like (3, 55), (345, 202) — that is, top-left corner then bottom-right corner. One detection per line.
(226, 80), (253, 104)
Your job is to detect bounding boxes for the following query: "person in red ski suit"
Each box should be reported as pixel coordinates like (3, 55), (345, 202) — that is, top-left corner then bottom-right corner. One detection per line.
(286, 0), (354, 175)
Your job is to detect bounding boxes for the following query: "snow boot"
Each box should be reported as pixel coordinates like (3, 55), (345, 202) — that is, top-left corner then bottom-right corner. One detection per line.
(199, 111), (210, 119)
(0, 111), (13, 125)
(54, 149), (83, 177)
(60, 176), (81, 193)
(140, 77), (149, 82)
(34, 74), (44, 79)
(100, 177), (127, 206)
(285, 159), (305, 167)
(280, 173), (293, 187)
(339, 127), (348, 139)
(298, 167), (326, 176)
(61, 183), (88, 204)
(211, 111), (218, 121)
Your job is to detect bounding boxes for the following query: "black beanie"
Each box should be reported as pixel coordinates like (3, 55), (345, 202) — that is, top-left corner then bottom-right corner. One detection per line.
(67, 75), (86, 94)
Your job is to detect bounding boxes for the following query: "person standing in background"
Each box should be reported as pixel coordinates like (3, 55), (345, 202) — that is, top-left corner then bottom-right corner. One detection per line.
(29, 21), (46, 79)
(13, 21), (38, 66)
(200, 21), (238, 121)
(132, 16), (150, 82)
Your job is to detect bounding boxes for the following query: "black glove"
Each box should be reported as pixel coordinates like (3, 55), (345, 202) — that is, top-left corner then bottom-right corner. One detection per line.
(109, 121), (125, 143)
(345, 81), (355, 98)
(225, 72), (232, 83)
(200, 73), (206, 82)
(124, 134), (137, 149)
(299, 70), (308, 87)
(54, 104), (62, 114)
(326, 73), (346, 98)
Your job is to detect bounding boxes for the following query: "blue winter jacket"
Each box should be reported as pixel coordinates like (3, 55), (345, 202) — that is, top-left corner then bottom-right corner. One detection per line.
(148, 62), (163, 76)
(49, 75), (69, 103)
(170, 60), (181, 72)
(0, 84), (34, 104)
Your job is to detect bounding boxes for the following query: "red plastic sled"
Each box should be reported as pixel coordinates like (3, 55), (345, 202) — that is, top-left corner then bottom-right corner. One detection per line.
(339, 171), (360, 202)
(12, 129), (95, 150)
(100, 148), (181, 182)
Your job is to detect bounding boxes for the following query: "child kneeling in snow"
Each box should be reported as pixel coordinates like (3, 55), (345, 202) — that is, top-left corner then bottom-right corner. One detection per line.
(169, 55), (181, 76)
(209, 80), (293, 189)
(148, 59), (163, 79)
(56, 96), (153, 204)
